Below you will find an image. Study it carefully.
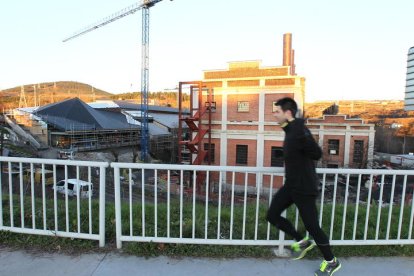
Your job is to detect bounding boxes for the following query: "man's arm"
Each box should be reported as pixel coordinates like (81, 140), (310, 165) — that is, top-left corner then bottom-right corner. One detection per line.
(300, 127), (322, 160)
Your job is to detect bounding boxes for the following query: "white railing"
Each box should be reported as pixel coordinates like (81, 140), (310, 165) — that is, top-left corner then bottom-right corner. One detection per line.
(112, 163), (414, 250)
(0, 157), (109, 247)
(2, 156), (413, 251)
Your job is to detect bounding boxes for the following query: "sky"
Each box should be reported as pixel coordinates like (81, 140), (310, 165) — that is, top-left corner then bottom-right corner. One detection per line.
(0, 0), (413, 102)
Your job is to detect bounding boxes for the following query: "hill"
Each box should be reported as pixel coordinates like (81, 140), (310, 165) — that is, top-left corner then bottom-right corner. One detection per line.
(305, 100), (414, 128)
(0, 81), (113, 110)
(0, 82), (189, 110)
(304, 100), (408, 121)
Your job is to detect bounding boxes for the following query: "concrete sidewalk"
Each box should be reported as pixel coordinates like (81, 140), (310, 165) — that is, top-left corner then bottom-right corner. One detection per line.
(0, 248), (413, 276)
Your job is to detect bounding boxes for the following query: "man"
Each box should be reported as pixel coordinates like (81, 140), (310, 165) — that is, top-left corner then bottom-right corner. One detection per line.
(267, 97), (341, 276)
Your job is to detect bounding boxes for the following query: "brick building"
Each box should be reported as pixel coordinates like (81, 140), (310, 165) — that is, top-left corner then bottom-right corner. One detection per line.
(307, 115), (375, 168)
(179, 34), (374, 190)
(201, 59), (304, 170)
(178, 34), (302, 189)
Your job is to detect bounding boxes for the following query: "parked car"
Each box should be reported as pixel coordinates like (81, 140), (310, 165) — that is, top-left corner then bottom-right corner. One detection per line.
(53, 179), (93, 198)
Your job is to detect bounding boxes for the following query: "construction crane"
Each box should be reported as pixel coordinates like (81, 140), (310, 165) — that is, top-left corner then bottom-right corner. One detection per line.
(63, 0), (172, 162)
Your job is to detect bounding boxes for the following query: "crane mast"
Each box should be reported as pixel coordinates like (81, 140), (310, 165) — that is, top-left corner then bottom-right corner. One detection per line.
(63, 0), (170, 162)
(140, 7), (150, 162)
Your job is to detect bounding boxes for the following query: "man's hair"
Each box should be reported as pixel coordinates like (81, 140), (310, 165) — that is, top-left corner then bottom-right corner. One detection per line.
(275, 97), (298, 117)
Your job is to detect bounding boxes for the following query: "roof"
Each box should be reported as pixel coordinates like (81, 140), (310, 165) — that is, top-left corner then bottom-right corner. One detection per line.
(149, 124), (170, 136)
(88, 101), (120, 109)
(34, 98), (138, 131)
(394, 154), (414, 160)
(123, 110), (153, 119)
(150, 113), (179, 129)
(113, 100), (190, 114)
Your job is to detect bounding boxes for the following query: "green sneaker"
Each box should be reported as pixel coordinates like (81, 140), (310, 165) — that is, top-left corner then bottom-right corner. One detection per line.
(314, 257), (341, 275)
(290, 237), (316, 260)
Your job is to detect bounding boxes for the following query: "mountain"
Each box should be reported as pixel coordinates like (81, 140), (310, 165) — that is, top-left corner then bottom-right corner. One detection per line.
(0, 81), (113, 110)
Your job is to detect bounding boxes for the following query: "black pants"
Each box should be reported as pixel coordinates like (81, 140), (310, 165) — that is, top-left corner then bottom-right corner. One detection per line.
(266, 185), (334, 261)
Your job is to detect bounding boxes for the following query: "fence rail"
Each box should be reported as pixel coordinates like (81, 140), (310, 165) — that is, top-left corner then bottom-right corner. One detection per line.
(1, 156), (414, 251)
(112, 163), (414, 251)
(0, 156), (108, 247)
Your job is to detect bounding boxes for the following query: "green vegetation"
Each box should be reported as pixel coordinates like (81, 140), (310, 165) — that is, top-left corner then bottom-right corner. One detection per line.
(0, 195), (413, 258)
(0, 81), (190, 110)
(0, 81), (112, 110)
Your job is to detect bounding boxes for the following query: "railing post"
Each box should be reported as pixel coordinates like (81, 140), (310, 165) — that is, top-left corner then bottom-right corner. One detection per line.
(114, 165), (122, 249)
(98, 164), (107, 247)
(275, 210), (289, 257)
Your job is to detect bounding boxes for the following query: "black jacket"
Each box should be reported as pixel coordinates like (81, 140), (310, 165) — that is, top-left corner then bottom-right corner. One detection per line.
(281, 118), (322, 195)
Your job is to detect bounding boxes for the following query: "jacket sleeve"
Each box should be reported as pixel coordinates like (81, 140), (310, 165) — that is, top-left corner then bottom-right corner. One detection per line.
(299, 127), (322, 160)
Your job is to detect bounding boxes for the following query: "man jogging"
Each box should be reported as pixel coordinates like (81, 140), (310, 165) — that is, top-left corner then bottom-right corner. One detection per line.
(267, 97), (341, 275)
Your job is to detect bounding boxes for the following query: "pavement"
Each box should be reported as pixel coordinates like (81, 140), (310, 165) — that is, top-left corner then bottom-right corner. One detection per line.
(0, 248), (414, 276)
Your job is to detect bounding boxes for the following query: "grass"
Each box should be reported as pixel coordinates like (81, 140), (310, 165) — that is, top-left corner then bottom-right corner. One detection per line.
(1, 194), (414, 258)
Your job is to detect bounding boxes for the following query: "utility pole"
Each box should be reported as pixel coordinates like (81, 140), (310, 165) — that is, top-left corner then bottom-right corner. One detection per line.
(19, 85), (28, 108)
(33, 85), (37, 107)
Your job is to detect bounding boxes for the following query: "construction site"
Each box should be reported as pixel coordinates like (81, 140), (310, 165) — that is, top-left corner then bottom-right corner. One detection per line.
(0, 0), (385, 198)
(2, 97), (185, 163)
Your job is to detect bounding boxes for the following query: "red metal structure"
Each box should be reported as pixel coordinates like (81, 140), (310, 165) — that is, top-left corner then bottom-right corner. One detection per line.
(178, 81), (214, 165)
(178, 81), (214, 192)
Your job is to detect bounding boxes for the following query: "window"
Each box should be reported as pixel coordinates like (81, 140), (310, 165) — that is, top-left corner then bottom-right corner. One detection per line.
(204, 143), (215, 163)
(205, 101), (216, 112)
(237, 101), (249, 112)
(56, 180), (65, 187)
(353, 140), (364, 164)
(236, 145), (248, 165)
(272, 101), (278, 112)
(271, 147), (284, 167)
(328, 139), (339, 155)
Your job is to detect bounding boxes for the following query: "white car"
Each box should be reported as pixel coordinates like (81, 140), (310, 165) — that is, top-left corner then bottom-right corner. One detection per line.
(53, 179), (93, 198)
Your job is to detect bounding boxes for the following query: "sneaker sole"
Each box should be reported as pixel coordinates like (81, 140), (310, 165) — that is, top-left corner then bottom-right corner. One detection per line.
(292, 242), (316, 260)
(314, 262), (342, 276)
(330, 263), (341, 275)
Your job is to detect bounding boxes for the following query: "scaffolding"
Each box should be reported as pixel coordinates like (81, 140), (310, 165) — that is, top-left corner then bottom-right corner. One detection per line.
(50, 124), (140, 152)
(150, 133), (174, 162)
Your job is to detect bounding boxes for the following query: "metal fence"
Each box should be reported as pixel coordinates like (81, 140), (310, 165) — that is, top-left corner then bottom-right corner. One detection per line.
(112, 163), (414, 250)
(1, 156), (413, 251)
(0, 156), (108, 247)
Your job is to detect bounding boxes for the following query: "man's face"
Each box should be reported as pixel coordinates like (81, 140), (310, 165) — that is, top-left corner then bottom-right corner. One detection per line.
(273, 105), (288, 124)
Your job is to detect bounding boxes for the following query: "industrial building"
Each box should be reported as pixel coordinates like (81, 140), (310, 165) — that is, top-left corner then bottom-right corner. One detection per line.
(404, 46), (414, 111)
(6, 98), (187, 162)
(307, 115), (375, 168)
(178, 33), (375, 190)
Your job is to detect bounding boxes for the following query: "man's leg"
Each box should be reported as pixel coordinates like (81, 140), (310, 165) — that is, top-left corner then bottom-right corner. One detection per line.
(266, 186), (302, 241)
(293, 193), (334, 261)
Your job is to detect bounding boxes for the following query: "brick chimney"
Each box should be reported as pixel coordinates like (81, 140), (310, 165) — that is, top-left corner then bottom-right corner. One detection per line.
(282, 33), (295, 75)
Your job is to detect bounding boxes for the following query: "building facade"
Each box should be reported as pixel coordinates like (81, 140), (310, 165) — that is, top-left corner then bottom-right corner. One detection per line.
(306, 115), (375, 168)
(180, 34), (375, 190)
(200, 59), (304, 171)
(404, 46), (414, 111)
